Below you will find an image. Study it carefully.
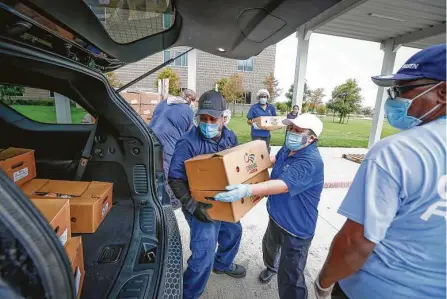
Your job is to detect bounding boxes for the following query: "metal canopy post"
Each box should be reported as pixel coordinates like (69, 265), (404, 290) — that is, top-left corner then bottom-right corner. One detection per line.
(368, 40), (398, 148)
(55, 92), (72, 124)
(292, 26), (311, 111)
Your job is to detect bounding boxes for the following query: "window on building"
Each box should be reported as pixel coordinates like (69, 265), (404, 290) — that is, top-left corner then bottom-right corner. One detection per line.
(0, 84), (94, 124)
(162, 14), (173, 29)
(244, 92), (252, 104)
(163, 50), (171, 65)
(174, 51), (188, 67)
(237, 57), (254, 72)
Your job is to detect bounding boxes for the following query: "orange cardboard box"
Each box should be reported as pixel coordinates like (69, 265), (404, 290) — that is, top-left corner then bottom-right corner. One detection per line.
(253, 116), (287, 131)
(140, 104), (155, 115)
(0, 147), (36, 186)
(140, 92), (161, 105)
(21, 179), (113, 233)
(30, 198), (71, 246)
(120, 92), (140, 105)
(185, 140), (271, 191)
(65, 237), (85, 299)
(191, 169), (270, 222)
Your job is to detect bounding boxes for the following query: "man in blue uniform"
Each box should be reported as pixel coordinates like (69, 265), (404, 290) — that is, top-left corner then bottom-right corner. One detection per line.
(247, 89), (277, 152)
(149, 89), (196, 208)
(168, 90), (246, 299)
(215, 113), (324, 299)
(314, 44), (446, 299)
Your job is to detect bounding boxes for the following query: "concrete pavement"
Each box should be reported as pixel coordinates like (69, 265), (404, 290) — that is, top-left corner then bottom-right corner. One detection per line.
(175, 147), (366, 299)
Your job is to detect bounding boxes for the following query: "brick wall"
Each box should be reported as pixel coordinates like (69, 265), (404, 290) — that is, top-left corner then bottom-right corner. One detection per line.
(22, 87), (51, 99)
(115, 45), (276, 104)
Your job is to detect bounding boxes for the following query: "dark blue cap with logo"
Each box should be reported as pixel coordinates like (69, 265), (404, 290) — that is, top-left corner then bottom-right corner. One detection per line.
(372, 43), (446, 87)
(197, 90), (226, 118)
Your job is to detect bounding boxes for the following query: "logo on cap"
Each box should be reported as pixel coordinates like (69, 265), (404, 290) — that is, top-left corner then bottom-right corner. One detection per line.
(401, 63), (419, 70)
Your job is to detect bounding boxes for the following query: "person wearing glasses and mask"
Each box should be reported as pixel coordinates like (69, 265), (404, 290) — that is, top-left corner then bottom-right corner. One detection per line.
(247, 89), (277, 153)
(214, 113), (324, 299)
(314, 44), (446, 299)
(168, 90), (246, 299)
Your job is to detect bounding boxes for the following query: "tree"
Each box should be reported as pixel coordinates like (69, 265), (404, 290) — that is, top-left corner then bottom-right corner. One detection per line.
(221, 73), (244, 113)
(330, 79), (363, 123)
(361, 106), (373, 116)
(215, 77), (229, 93)
(316, 104), (327, 115)
(308, 88), (325, 112)
(263, 73), (282, 101)
(0, 84), (24, 102)
(275, 102), (289, 114)
(105, 72), (123, 88)
(155, 68), (181, 96)
(285, 82), (311, 112)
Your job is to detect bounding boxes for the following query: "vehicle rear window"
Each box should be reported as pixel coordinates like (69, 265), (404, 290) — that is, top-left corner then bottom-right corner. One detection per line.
(84, 0), (175, 44)
(0, 84), (95, 125)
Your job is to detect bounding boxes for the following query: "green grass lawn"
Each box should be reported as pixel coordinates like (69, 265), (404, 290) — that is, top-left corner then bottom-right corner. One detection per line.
(227, 115), (399, 148)
(11, 105), (87, 124)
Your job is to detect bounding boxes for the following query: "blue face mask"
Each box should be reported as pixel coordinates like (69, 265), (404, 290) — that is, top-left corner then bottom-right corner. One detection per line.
(285, 131), (308, 151)
(385, 82), (443, 130)
(199, 122), (219, 139)
(259, 97), (268, 105)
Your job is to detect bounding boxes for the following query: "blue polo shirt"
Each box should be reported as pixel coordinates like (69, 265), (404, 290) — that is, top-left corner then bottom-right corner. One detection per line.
(247, 103), (277, 138)
(267, 142), (324, 238)
(338, 116), (446, 299)
(149, 100), (194, 159)
(168, 126), (238, 181)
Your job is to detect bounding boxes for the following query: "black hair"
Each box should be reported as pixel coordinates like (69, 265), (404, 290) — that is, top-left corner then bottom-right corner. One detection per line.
(293, 105), (299, 109)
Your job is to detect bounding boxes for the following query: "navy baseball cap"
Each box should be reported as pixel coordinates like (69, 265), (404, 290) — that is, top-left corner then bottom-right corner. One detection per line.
(372, 43), (446, 87)
(197, 90), (226, 118)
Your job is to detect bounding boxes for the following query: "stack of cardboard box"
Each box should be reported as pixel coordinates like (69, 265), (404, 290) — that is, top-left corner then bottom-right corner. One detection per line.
(0, 147), (114, 299)
(186, 140), (272, 222)
(120, 90), (161, 123)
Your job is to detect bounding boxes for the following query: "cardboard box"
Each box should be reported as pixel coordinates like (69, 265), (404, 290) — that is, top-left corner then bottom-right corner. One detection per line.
(140, 92), (161, 105)
(65, 237), (85, 299)
(130, 104), (141, 114)
(253, 116), (287, 131)
(120, 92), (140, 104)
(21, 179), (113, 233)
(0, 147), (36, 186)
(140, 104), (156, 115)
(30, 198), (71, 246)
(185, 140), (271, 191)
(191, 169), (270, 222)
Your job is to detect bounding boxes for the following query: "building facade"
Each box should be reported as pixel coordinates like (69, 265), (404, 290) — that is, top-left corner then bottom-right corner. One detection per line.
(115, 45), (276, 104)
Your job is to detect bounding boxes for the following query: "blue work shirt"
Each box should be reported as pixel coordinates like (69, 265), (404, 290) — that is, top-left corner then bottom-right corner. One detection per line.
(247, 103), (277, 137)
(149, 100), (194, 159)
(168, 126), (238, 181)
(338, 116), (446, 299)
(267, 142), (324, 238)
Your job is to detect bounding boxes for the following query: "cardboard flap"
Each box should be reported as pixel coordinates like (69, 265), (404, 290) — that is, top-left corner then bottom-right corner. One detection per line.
(186, 153), (215, 162)
(0, 147), (34, 160)
(83, 182), (113, 198)
(30, 198), (69, 222)
(39, 180), (90, 196)
(65, 237), (82, 266)
(211, 140), (266, 157)
(21, 179), (49, 196)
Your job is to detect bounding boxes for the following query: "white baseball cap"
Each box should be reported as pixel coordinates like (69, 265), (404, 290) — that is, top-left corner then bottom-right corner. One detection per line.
(282, 113), (323, 137)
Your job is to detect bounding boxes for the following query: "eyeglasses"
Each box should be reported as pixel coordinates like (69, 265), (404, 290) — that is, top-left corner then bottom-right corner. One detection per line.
(387, 82), (439, 99)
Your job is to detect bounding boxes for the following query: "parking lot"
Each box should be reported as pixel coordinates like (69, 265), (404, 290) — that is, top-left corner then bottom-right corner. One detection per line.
(175, 147), (367, 299)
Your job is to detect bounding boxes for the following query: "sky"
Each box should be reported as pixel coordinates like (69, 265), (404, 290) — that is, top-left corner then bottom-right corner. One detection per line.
(274, 33), (420, 107)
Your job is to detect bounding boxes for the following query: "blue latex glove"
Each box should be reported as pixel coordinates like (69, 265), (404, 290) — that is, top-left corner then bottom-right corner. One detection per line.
(214, 184), (252, 203)
(252, 122), (260, 130)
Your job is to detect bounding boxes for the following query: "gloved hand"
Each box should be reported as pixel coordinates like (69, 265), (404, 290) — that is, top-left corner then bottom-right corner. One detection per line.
(214, 184), (252, 203)
(313, 273), (334, 299)
(193, 202), (213, 222)
(252, 122), (260, 130)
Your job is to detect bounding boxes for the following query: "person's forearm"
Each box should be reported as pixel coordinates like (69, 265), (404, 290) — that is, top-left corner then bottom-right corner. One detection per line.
(270, 155), (276, 165)
(250, 179), (288, 197)
(319, 221), (375, 288)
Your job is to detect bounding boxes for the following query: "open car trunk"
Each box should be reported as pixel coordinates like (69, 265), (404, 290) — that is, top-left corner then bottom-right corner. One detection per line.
(0, 37), (182, 298)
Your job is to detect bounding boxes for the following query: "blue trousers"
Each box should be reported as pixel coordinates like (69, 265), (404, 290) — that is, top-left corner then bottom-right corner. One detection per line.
(263, 218), (312, 299)
(183, 210), (242, 299)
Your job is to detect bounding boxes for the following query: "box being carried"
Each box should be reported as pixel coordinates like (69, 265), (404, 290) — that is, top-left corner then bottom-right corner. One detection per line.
(185, 140), (271, 222)
(0, 147), (36, 186)
(65, 237), (85, 299)
(253, 116), (287, 131)
(21, 179), (113, 233)
(31, 198), (71, 246)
